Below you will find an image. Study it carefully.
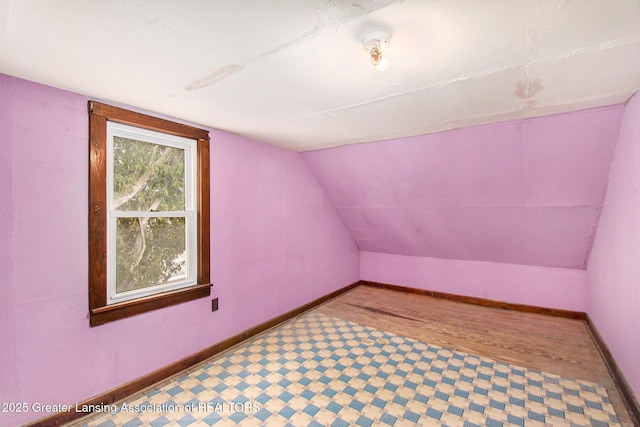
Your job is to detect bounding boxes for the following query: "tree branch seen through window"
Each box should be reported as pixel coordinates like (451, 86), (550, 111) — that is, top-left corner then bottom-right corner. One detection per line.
(88, 101), (211, 326)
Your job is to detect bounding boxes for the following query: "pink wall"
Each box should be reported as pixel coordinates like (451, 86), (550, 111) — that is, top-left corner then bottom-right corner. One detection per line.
(209, 131), (360, 335)
(0, 72), (17, 426)
(302, 106), (623, 270)
(587, 93), (640, 400)
(0, 73), (359, 426)
(362, 252), (587, 311)
(300, 106), (622, 324)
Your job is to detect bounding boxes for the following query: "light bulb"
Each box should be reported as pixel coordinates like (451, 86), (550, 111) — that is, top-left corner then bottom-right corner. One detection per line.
(363, 31), (391, 72)
(376, 56), (389, 71)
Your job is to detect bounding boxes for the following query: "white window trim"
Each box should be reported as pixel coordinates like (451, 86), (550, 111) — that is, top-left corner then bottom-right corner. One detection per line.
(105, 122), (198, 305)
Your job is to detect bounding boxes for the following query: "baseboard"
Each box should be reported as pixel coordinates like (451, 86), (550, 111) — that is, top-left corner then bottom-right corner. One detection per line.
(23, 280), (360, 427)
(585, 315), (640, 425)
(360, 280), (587, 320)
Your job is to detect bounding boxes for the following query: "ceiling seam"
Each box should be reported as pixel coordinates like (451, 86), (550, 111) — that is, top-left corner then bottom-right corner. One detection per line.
(271, 64), (526, 126)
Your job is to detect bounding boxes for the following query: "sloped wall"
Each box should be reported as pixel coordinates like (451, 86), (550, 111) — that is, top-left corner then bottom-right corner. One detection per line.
(302, 106), (623, 311)
(587, 93), (640, 401)
(302, 106), (623, 269)
(0, 73), (359, 426)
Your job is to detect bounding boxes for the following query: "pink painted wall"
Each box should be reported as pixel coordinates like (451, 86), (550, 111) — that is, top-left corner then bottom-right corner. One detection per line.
(0, 72), (17, 426)
(362, 252), (587, 311)
(587, 93), (640, 401)
(302, 106), (623, 270)
(209, 131), (360, 335)
(0, 73), (359, 426)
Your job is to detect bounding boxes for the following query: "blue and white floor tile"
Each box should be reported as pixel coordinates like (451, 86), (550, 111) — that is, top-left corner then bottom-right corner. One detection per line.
(76, 312), (620, 426)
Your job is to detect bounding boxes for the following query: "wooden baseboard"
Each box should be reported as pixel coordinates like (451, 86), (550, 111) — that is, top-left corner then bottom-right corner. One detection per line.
(360, 280), (587, 320)
(585, 315), (640, 425)
(24, 281), (360, 427)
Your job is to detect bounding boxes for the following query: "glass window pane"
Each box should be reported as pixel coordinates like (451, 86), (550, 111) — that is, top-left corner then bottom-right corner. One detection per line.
(112, 137), (185, 211)
(115, 217), (186, 293)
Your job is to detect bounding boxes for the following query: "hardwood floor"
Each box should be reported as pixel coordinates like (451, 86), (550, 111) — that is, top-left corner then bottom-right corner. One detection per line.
(315, 285), (634, 426)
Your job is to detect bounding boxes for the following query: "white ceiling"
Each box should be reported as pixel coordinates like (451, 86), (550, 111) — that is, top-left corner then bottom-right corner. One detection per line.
(1, 0), (639, 151)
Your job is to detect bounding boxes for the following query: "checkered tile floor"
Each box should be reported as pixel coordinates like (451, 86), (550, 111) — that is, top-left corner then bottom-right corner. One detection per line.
(76, 312), (620, 426)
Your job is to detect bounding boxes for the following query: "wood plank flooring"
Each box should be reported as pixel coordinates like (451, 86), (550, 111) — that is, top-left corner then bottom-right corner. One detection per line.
(315, 285), (634, 426)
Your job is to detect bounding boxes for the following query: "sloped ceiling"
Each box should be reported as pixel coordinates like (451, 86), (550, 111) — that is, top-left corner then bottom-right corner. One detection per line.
(302, 105), (624, 269)
(0, 0), (638, 151)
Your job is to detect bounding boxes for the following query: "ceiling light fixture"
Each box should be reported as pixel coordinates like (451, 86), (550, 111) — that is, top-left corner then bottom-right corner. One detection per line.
(363, 31), (391, 71)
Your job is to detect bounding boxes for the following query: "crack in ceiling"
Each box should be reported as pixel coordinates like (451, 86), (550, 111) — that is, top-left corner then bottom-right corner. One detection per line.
(184, 0), (406, 91)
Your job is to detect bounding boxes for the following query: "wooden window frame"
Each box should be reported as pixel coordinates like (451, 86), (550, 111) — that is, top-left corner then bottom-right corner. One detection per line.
(88, 101), (211, 326)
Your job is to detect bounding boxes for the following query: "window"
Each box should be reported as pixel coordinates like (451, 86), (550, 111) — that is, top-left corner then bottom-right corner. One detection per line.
(89, 101), (211, 326)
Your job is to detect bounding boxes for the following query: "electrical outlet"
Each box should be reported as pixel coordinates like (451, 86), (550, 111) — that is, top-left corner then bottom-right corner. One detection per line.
(211, 298), (219, 312)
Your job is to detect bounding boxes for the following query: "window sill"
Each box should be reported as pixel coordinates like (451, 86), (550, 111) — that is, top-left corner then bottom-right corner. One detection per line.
(90, 283), (212, 327)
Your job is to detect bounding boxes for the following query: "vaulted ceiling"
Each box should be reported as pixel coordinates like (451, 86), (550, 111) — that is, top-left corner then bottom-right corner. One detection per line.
(0, 0), (638, 151)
